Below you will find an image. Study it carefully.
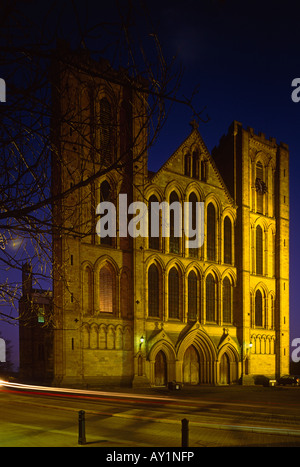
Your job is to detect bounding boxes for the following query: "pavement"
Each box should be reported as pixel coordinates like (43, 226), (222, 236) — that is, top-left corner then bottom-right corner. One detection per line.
(2, 382), (300, 447)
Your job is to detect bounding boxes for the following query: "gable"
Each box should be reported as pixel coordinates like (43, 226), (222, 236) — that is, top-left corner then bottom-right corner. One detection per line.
(150, 125), (234, 204)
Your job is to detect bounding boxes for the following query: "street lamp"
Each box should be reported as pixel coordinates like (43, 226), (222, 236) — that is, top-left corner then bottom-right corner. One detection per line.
(139, 336), (144, 349)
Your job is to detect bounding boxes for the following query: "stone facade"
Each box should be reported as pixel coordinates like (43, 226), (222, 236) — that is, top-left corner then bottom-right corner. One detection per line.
(49, 51), (289, 388)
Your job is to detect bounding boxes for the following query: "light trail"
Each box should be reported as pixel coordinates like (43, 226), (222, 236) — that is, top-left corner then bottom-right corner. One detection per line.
(2, 380), (300, 439)
(0, 379), (289, 410)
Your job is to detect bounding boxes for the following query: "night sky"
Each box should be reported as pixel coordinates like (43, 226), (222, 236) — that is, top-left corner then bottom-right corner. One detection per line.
(2, 0), (300, 369)
(147, 0), (300, 352)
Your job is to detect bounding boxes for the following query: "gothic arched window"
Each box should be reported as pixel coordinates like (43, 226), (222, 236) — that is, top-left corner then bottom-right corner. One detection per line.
(99, 180), (112, 245)
(188, 271), (198, 321)
(256, 225), (263, 275)
(188, 192), (198, 258)
(206, 274), (216, 322)
(169, 191), (180, 254)
(256, 161), (264, 213)
(224, 216), (232, 264)
(255, 290), (263, 327)
(148, 263), (160, 317)
(100, 97), (113, 163)
(185, 153), (191, 176)
(169, 267), (179, 319)
(223, 277), (232, 324)
(148, 195), (159, 250)
(207, 203), (216, 261)
(192, 151), (199, 179)
(99, 264), (114, 313)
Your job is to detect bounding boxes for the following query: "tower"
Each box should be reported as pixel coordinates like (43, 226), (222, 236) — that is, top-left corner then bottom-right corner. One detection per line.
(51, 46), (149, 387)
(213, 121), (289, 381)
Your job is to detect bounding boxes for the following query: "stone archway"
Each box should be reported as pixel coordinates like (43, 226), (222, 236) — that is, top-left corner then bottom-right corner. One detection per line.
(183, 345), (200, 385)
(177, 328), (217, 385)
(218, 345), (239, 384)
(219, 352), (230, 384)
(154, 350), (167, 386)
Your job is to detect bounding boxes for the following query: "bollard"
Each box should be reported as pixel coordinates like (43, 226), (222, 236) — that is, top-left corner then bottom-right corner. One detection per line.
(78, 410), (86, 445)
(181, 418), (189, 447)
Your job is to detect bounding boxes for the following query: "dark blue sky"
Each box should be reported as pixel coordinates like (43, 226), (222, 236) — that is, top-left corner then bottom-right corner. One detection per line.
(2, 0), (300, 368)
(146, 0), (300, 349)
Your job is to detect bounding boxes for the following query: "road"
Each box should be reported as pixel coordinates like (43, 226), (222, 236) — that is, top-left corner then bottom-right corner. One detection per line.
(1, 380), (300, 448)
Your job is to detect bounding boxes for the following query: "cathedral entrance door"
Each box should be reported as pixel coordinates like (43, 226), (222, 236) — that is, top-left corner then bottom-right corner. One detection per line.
(183, 345), (200, 384)
(154, 350), (167, 386)
(220, 353), (230, 384)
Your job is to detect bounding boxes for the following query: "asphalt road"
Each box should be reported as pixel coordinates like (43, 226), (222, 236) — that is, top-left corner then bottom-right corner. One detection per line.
(1, 381), (300, 448)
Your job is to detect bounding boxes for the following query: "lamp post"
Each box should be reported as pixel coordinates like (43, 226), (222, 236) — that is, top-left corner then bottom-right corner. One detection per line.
(139, 335), (144, 350)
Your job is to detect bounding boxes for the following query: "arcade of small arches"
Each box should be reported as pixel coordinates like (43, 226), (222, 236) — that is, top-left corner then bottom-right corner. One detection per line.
(250, 333), (275, 355)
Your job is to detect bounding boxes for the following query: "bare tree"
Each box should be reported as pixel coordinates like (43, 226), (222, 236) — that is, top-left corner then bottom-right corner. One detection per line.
(0, 0), (206, 325)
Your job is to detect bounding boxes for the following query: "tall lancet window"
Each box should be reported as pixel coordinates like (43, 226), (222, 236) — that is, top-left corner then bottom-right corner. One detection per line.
(169, 267), (180, 319)
(255, 290), (263, 327)
(99, 180), (112, 245)
(169, 191), (180, 254)
(222, 277), (232, 324)
(100, 97), (113, 163)
(188, 271), (198, 321)
(224, 217), (232, 264)
(148, 195), (159, 250)
(188, 192), (198, 258)
(255, 161), (264, 214)
(207, 203), (216, 261)
(148, 263), (160, 318)
(99, 264), (114, 313)
(206, 274), (216, 322)
(256, 225), (263, 275)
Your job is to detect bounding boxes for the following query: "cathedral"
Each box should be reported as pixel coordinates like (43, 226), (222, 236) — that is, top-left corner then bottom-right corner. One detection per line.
(28, 47), (289, 388)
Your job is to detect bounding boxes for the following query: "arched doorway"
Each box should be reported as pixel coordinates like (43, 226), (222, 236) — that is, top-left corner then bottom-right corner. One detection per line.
(183, 345), (200, 385)
(220, 353), (230, 384)
(155, 350), (167, 386)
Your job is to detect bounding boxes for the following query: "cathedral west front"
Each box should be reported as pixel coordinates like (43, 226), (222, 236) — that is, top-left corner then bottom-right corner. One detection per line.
(20, 46), (289, 388)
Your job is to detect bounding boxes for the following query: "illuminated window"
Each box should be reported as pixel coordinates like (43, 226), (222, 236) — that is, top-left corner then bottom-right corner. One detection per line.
(207, 203), (216, 261)
(188, 271), (198, 321)
(38, 306), (45, 323)
(256, 225), (263, 275)
(206, 274), (216, 322)
(148, 264), (159, 317)
(169, 267), (179, 319)
(223, 277), (232, 324)
(224, 217), (232, 264)
(99, 265), (113, 313)
(255, 290), (263, 327)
